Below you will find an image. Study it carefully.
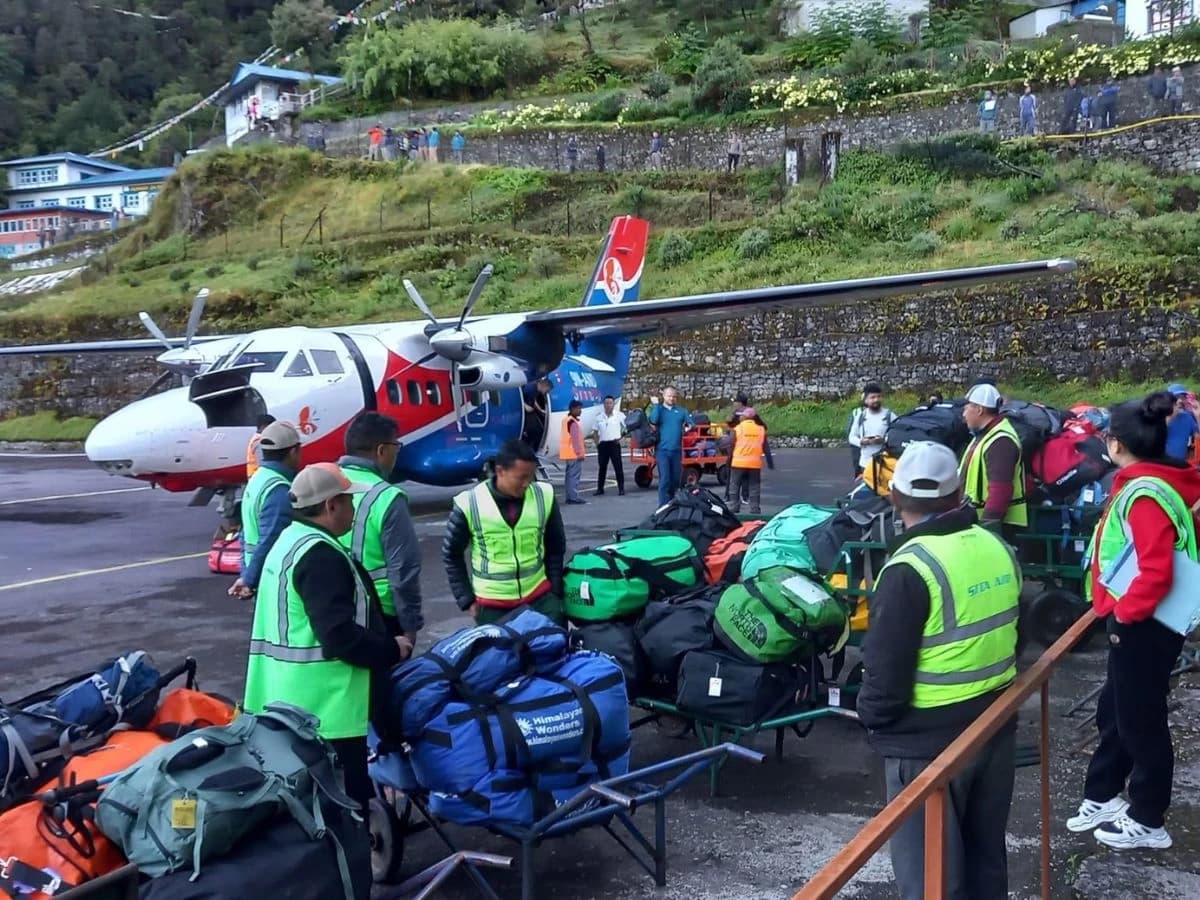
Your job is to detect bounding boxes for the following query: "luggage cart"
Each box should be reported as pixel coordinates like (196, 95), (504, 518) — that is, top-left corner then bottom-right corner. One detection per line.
(368, 744), (761, 900)
(630, 424), (731, 491)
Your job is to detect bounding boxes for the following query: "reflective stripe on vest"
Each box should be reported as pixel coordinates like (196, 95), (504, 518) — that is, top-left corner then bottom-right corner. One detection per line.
(960, 417), (1027, 527)
(878, 528), (1021, 708)
(338, 463), (409, 619)
(240, 467), (290, 565)
(244, 521), (370, 739)
(1089, 475), (1200, 605)
(452, 481), (552, 605)
(560, 416), (582, 460)
(732, 420), (765, 470)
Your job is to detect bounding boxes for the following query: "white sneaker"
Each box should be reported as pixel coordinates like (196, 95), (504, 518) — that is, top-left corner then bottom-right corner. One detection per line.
(1094, 814), (1173, 850)
(1066, 797), (1129, 832)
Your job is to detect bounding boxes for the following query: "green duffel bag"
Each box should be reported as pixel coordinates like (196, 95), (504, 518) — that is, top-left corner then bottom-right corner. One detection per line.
(564, 534), (703, 623)
(714, 565), (850, 663)
(741, 503), (838, 581)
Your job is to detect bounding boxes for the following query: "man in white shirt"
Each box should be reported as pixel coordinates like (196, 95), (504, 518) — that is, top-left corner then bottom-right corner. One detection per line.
(848, 382), (895, 476)
(592, 394), (626, 496)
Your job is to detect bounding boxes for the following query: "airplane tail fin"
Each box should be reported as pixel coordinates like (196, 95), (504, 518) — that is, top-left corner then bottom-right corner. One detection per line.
(580, 216), (649, 308)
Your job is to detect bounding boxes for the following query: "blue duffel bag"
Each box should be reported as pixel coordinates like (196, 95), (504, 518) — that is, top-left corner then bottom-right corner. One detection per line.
(1, 651), (162, 809)
(378, 609), (569, 743)
(409, 651), (630, 796)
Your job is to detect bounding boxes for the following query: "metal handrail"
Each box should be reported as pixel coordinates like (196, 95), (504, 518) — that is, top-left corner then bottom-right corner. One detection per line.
(795, 608), (1099, 900)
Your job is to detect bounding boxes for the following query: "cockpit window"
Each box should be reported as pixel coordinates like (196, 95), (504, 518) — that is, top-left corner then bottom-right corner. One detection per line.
(284, 351), (313, 378)
(232, 350), (287, 373)
(311, 349), (344, 375)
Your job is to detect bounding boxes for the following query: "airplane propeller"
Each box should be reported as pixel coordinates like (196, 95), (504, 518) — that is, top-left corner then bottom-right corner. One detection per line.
(137, 288), (212, 393)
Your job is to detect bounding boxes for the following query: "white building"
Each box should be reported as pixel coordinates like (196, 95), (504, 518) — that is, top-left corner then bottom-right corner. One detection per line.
(1009, 1), (1124, 40)
(781, 0), (929, 37)
(219, 63), (343, 147)
(0, 153), (173, 258)
(1125, 0), (1196, 37)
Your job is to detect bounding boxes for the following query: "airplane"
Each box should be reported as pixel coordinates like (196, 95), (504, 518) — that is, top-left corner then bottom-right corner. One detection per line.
(0, 215), (1076, 498)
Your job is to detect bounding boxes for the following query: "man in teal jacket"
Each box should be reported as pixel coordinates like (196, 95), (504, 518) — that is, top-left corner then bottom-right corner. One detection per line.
(649, 386), (694, 506)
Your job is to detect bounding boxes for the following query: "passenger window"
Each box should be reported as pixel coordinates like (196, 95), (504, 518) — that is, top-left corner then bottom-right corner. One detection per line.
(407, 380), (422, 405)
(387, 379), (401, 405)
(284, 351), (313, 377)
(426, 380), (442, 406)
(311, 349), (344, 375)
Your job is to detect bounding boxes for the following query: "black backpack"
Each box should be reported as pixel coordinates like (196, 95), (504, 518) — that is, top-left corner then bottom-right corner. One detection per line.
(1000, 401), (1065, 456)
(635, 583), (722, 699)
(625, 408), (658, 448)
(885, 401), (970, 457)
(804, 494), (896, 578)
(638, 485), (740, 556)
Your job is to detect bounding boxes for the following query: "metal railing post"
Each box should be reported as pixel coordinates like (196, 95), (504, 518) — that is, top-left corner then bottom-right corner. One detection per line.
(924, 790), (946, 900)
(1040, 681), (1052, 900)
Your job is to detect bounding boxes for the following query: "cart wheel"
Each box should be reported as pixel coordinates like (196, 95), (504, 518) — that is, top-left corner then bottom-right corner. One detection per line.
(1026, 589), (1097, 653)
(368, 796), (404, 884)
(716, 464), (730, 486)
(684, 465), (702, 485)
(634, 465), (653, 489)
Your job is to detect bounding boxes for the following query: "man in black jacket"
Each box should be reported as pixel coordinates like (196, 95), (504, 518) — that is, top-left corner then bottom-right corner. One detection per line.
(857, 441), (1021, 900)
(1061, 76), (1083, 133)
(442, 440), (567, 625)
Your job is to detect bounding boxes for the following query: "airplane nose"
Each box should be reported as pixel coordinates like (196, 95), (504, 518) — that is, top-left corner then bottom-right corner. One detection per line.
(85, 388), (211, 476)
(84, 415), (135, 474)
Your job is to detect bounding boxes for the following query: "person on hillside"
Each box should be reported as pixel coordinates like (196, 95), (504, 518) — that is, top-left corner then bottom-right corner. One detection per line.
(978, 89), (998, 133)
(1019, 84), (1038, 136)
(451, 130), (465, 164)
(560, 399), (587, 505)
(649, 131), (664, 169)
(596, 141), (607, 173)
(960, 383), (1026, 540)
(427, 126), (441, 163)
(367, 122), (384, 162)
(1163, 383), (1200, 463)
(848, 383), (895, 477)
(566, 135), (579, 173)
(649, 386), (695, 506)
(1066, 391), (1200, 850)
(727, 407), (774, 515)
(1148, 66), (1168, 116)
(382, 127), (397, 162)
(858, 441), (1021, 900)
(1097, 76), (1120, 129)
(1061, 77), (1083, 134)
(443, 440), (567, 626)
(727, 133), (743, 173)
(1167, 67), (1185, 116)
(417, 129), (428, 162)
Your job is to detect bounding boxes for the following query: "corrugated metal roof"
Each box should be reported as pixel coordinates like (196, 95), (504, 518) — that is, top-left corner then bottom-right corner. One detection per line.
(0, 153), (129, 171)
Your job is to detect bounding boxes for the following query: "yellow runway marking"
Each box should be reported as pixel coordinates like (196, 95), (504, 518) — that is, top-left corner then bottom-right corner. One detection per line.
(0, 486), (151, 506)
(0, 552), (207, 592)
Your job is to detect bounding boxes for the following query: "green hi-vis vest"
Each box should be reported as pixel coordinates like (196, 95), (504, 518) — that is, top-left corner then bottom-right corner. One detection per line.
(452, 480), (554, 606)
(240, 466), (292, 571)
(878, 527), (1021, 709)
(1087, 475), (1199, 604)
(337, 463), (408, 619)
(961, 417), (1028, 528)
(244, 521), (370, 740)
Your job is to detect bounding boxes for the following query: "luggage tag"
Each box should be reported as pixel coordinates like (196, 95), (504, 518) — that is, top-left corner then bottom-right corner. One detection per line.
(828, 687), (841, 708)
(708, 662), (722, 698)
(171, 798), (197, 830)
(580, 581), (591, 604)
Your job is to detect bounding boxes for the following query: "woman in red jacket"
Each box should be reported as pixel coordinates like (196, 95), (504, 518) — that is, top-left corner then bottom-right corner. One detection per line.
(1066, 391), (1200, 850)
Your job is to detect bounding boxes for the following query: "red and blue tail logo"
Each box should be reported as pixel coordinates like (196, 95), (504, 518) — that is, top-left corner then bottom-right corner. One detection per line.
(584, 216), (648, 307)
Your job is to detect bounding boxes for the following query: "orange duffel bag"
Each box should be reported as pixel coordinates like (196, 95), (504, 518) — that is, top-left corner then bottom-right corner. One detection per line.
(703, 520), (766, 585)
(149, 687), (237, 735)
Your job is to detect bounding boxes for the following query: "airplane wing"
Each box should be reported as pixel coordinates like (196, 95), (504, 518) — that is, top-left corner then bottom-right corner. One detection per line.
(0, 335), (234, 355)
(526, 259), (1077, 340)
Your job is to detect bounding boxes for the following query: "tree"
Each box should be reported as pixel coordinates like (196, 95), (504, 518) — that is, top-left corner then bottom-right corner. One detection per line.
(269, 0), (336, 57)
(690, 37), (752, 113)
(642, 69), (672, 103)
(557, 1), (593, 54)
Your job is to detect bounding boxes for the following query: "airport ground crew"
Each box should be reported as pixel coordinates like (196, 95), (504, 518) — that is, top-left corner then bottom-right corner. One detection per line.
(592, 394), (626, 496)
(727, 407), (774, 515)
(245, 413), (275, 479)
(443, 440), (567, 626)
(229, 421), (301, 599)
(1067, 391), (1200, 851)
(243, 463), (411, 808)
(649, 387), (695, 507)
(857, 442), (1021, 900)
(960, 383), (1027, 538)
(561, 400), (586, 504)
(337, 412), (423, 645)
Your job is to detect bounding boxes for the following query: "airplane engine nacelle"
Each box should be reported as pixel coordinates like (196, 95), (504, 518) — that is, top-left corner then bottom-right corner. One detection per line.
(456, 355), (529, 391)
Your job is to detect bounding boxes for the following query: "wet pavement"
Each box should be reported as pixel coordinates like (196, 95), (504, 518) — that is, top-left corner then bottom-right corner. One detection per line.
(0, 449), (1196, 899)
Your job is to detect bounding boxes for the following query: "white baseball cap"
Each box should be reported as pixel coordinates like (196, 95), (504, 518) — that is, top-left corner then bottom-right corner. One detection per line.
(259, 421), (301, 450)
(966, 383), (1003, 409)
(892, 441), (961, 499)
(289, 462), (368, 508)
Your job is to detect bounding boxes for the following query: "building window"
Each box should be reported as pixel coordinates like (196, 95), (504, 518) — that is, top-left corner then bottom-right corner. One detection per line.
(95, 194), (114, 211)
(121, 192), (139, 209)
(40, 198), (59, 208)
(1148, 0), (1193, 34)
(68, 197), (86, 208)
(15, 201), (34, 210)
(15, 166), (59, 186)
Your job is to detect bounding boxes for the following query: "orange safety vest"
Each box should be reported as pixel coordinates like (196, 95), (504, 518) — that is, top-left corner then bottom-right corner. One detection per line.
(246, 433), (263, 478)
(732, 420), (765, 469)
(560, 416), (583, 461)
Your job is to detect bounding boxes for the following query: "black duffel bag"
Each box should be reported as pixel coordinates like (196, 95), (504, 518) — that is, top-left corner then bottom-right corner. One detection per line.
(676, 649), (797, 727)
(635, 583), (721, 699)
(570, 619), (646, 695)
(638, 485), (740, 556)
(804, 494), (895, 578)
(885, 400), (970, 458)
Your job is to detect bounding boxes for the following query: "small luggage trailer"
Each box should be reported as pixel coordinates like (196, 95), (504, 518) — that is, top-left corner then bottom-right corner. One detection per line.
(368, 744), (762, 900)
(630, 423), (731, 491)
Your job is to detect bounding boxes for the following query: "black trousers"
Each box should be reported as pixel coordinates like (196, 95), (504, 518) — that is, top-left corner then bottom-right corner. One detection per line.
(1083, 616), (1185, 828)
(596, 440), (624, 491)
(330, 736), (373, 811)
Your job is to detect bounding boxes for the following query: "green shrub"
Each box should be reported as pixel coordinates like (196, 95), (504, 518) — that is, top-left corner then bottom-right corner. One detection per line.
(168, 266), (190, 282)
(583, 91), (625, 122)
(123, 275), (142, 287)
(642, 70), (673, 102)
(838, 150), (931, 187)
(291, 254), (316, 279)
(655, 26), (707, 81)
(1000, 217), (1022, 240)
(940, 214), (980, 242)
(658, 232), (694, 267)
(179, 280), (191, 294)
(123, 233), (190, 271)
(530, 247), (563, 278)
(690, 37), (754, 113)
(551, 54), (620, 94)
(337, 262), (368, 284)
(624, 184), (650, 218)
(906, 230), (943, 257)
(246, 254), (264, 271)
(737, 227), (771, 259)
(971, 195), (1010, 224)
(204, 264), (224, 278)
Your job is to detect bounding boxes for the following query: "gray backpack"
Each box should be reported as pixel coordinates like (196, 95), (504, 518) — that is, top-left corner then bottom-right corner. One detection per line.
(95, 702), (360, 898)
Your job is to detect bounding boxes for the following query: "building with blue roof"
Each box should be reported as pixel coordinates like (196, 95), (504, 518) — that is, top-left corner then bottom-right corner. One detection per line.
(0, 153), (174, 258)
(220, 61), (343, 147)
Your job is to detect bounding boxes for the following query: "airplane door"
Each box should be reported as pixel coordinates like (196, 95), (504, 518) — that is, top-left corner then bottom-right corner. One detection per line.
(464, 390), (490, 429)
